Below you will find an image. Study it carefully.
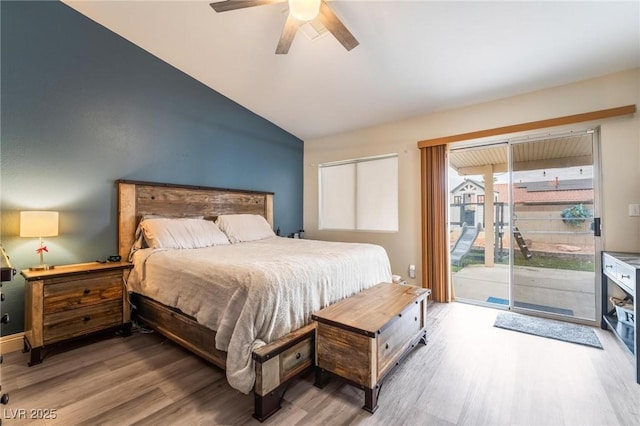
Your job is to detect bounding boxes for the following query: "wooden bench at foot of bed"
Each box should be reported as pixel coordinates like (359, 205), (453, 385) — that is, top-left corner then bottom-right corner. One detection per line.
(312, 283), (430, 413)
(132, 294), (315, 422)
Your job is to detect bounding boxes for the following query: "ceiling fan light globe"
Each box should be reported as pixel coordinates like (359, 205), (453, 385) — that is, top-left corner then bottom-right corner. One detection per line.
(288, 0), (321, 21)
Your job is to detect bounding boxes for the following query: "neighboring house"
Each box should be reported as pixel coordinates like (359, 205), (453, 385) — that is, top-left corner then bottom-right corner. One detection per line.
(496, 178), (593, 205)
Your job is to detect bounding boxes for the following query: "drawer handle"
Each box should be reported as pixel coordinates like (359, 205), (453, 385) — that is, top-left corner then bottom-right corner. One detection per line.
(385, 343), (389, 350)
(605, 265), (613, 269)
(83, 289), (91, 295)
(296, 352), (301, 360)
(415, 316), (418, 322)
(621, 274), (630, 279)
(83, 316), (91, 322)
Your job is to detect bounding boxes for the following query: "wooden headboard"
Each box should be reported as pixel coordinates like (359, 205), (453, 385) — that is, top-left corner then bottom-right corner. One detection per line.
(117, 180), (274, 258)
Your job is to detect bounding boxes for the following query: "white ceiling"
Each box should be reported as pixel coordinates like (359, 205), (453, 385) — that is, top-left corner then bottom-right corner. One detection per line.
(63, 1), (640, 140)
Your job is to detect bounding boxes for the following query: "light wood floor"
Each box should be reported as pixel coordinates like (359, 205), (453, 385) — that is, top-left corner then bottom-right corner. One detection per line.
(2, 302), (639, 425)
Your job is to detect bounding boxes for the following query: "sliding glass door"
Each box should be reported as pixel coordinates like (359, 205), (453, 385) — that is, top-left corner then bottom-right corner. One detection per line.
(449, 143), (511, 307)
(511, 133), (598, 320)
(449, 131), (599, 321)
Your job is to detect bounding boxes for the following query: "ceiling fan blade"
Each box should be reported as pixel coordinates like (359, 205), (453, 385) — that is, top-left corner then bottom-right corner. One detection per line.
(316, 1), (359, 51)
(276, 14), (300, 54)
(210, 0), (285, 13)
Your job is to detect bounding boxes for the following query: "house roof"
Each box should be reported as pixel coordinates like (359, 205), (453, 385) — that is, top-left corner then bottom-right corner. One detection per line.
(517, 178), (592, 192)
(494, 182), (593, 204)
(451, 178), (484, 194)
(61, 1), (640, 140)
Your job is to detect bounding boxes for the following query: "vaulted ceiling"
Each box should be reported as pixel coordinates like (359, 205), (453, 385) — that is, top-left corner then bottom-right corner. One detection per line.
(63, 1), (640, 140)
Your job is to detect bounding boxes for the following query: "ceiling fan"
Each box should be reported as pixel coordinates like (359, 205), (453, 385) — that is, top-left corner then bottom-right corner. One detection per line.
(210, 0), (359, 54)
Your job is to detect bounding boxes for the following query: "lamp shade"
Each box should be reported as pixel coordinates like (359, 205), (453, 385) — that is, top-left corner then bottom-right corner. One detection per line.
(288, 0), (321, 21)
(20, 211), (59, 238)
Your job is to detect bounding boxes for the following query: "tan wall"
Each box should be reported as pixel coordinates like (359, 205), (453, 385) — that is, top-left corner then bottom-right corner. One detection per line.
(304, 69), (640, 286)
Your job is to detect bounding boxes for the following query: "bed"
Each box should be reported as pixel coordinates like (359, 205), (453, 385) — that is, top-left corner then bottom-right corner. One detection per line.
(117, 180), (392, 420)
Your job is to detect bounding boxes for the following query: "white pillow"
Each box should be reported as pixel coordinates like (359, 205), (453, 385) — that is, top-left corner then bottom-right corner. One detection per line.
(215, 214), (275, 243)
(140, 218), (230, 249)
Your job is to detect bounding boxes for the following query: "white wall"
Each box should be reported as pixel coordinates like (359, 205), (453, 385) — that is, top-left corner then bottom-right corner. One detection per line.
(304, 69), (640, 286)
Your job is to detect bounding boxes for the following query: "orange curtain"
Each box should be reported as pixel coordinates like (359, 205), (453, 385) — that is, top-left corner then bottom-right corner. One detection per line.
(420, 144), (451, 302)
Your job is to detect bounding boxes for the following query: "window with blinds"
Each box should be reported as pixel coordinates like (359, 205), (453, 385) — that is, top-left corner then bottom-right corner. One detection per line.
(319, 154), (398, 232)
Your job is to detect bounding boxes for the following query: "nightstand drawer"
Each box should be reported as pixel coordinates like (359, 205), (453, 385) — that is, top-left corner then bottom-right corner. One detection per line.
(43, 272), (122, 314)
(43, 300), (122, 344)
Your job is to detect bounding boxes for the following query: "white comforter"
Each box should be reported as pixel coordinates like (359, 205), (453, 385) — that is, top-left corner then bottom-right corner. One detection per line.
(127, 236), (391, 393)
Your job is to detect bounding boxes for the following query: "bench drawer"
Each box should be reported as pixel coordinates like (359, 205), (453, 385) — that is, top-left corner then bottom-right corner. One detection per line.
(377, 301), (422, 377)
(280, 338), (313, 382)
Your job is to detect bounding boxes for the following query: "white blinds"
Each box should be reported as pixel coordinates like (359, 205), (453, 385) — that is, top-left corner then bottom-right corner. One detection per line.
(319, 154), (398, 232)
(319, 162), (356, 230)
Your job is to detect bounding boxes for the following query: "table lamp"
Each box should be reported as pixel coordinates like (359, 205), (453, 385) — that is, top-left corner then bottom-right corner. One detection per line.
(20, 211), (59, 271)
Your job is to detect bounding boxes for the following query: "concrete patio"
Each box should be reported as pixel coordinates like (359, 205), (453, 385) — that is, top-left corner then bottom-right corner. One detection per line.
(452, 264), (596, 320)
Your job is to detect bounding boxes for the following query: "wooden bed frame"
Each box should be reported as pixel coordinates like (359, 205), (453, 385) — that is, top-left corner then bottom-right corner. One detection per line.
(117, 180), (316, 422)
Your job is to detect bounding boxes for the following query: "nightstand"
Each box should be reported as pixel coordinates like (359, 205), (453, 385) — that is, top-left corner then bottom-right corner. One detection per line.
(21, 261), (133, 366)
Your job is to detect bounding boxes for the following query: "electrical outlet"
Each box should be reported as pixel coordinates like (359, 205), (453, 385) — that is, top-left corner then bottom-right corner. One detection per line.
(629, 204), (640, 217)
(408, 264), (416, 279)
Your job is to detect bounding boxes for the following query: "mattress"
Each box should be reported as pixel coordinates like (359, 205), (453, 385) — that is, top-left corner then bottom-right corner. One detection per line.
(127, 236), (392, 393)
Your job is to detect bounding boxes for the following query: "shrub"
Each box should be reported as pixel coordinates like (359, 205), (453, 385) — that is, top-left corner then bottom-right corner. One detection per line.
(561, 204), (592, 227)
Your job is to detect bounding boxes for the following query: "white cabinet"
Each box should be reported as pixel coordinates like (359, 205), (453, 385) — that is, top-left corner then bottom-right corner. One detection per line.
(601, 252), (639, 384)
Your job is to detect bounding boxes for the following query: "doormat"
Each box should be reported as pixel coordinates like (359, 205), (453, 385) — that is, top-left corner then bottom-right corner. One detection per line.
(487, 297), (574, 316)
(494, 312), (602, 349)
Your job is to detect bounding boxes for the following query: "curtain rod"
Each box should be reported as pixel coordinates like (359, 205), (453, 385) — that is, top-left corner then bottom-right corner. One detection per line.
(417, 104), (636, 149)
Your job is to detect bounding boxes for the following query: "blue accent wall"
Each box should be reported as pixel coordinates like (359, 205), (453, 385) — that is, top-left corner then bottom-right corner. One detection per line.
(0, 1), (303, 335)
